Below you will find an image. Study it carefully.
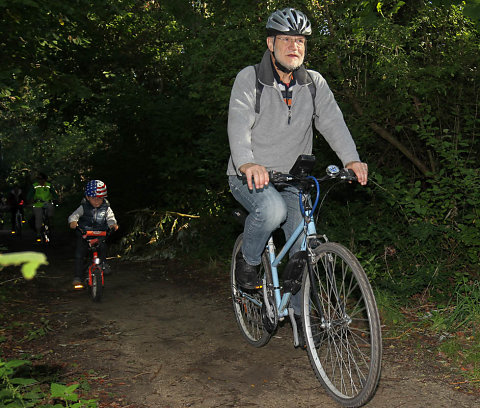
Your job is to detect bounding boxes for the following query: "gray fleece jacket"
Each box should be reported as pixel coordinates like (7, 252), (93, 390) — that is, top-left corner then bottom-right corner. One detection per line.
(227, 50), (360, 176)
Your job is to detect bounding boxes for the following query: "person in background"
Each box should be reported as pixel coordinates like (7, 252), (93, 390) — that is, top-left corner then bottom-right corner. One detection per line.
(27, 173), (58, 241)
(7, 185), (25, 233)
(68, 180), (118, 289)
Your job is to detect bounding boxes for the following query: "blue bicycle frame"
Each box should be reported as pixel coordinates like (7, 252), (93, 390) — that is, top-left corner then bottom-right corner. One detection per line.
(263, 176), (321, 319)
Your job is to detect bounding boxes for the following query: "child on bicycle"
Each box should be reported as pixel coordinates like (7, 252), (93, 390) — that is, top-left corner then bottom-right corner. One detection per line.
(68, 180), (118, 289)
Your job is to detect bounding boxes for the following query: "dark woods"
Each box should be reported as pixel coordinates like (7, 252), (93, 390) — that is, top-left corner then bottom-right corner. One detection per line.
(1, 0), (479, 297)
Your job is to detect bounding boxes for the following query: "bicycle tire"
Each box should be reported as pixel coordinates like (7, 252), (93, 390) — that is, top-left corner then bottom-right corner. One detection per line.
(39, 223), (50, 244)
(15, 212), (22, 237)
(302, 242), (382, 407)
(90, 268), (103, 302)
(231, 234), (273, 347)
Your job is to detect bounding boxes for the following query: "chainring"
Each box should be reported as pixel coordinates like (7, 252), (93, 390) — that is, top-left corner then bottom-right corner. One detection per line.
(261, 284), (277, 333)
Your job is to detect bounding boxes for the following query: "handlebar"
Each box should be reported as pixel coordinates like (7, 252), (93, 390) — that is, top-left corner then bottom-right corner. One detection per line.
(241, 165), (357, 187)
(268, 165), (357, 216)
(76, 226), (111, 238)
(269, 166), (357, 188)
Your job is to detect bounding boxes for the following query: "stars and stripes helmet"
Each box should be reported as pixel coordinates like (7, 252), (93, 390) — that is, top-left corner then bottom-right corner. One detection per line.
(266, 8), (312, 37)
(85, 180), (107, 198)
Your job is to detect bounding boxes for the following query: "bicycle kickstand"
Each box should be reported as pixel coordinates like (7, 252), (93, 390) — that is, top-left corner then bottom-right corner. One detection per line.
(288, 307), (301, 348)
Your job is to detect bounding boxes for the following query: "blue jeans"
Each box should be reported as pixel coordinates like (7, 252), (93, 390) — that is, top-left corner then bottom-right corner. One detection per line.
(229, 175), (305, 313)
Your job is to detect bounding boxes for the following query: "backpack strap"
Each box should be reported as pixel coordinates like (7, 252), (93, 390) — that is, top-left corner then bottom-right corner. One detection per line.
(306, 71), (316, 117)
(254, 64), (316, 116)
(254, 63), (263, 114)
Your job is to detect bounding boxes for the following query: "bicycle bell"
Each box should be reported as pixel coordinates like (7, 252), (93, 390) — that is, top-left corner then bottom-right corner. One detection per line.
(326, 165), (340, 177)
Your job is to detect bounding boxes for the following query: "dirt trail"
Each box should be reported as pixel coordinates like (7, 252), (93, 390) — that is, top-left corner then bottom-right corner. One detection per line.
(2, 230), (480, 407)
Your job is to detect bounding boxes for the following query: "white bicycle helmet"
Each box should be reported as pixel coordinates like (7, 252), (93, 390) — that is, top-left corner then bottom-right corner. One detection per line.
(266, 8), (312, 37)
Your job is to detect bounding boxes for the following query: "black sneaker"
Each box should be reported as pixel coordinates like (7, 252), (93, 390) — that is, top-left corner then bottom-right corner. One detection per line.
(235, 251), (261, 290)
(73, 277), (84, 290)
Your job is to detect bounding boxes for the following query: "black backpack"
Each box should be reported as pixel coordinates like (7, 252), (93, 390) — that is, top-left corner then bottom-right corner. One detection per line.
(253, 64), (316, 115)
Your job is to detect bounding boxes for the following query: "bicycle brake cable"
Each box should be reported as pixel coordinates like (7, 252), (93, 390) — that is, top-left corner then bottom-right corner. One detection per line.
(299, 176), (320, 216)
(314, 180), (342, 225)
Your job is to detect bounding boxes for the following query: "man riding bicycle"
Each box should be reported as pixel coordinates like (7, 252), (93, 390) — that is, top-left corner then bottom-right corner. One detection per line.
(27, 172), (58, 241)
(226, 8), (368, 346)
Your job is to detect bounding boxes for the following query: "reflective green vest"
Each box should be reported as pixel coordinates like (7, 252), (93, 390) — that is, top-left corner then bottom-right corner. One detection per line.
(32, 182), (54, 207)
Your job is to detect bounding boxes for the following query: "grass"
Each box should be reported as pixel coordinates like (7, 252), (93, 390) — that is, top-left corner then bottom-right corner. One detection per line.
(376, 280), (480, 387)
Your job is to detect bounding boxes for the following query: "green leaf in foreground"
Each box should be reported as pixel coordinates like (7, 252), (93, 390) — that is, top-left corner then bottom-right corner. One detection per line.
(0, 252), (48, 280)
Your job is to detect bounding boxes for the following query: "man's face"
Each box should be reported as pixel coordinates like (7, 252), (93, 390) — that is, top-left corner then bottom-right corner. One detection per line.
(267, 35), (306, 72)
(86, 196), (104, 208)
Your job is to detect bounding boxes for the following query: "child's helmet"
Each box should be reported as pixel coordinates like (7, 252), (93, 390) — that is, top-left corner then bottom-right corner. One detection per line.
(85, 180), (107, 197)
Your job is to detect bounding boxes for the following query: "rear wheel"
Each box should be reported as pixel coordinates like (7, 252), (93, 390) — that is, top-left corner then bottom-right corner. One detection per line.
(14, 211), (22, 237)
(231, 234), (273, 347)
(90, 268), (103, 302)
(42, 225), (50, 243)
(302, 242), (382, 407)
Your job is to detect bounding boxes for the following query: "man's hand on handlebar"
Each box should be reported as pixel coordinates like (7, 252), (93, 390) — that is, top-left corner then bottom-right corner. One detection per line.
(346, 161), (368, 186)
(239, 163), (269, 191)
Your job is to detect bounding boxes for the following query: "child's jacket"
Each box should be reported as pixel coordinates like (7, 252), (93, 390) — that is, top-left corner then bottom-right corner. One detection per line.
(68, 198), (117, 231)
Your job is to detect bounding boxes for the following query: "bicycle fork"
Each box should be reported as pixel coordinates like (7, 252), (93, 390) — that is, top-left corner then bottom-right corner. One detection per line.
(88, 250), (104, 286)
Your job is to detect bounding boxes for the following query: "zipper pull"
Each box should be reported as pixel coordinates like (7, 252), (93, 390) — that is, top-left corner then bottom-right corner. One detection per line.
(288, 109), (292, 125)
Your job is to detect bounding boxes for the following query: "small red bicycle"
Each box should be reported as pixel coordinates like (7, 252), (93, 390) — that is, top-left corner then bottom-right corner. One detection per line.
(77, 229), (109, 302)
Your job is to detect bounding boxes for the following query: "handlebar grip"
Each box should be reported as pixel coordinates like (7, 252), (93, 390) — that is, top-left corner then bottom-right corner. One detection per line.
(269, 171), (294, 184)
(339, 168), (357, 181)
(241, 171), (281, 185)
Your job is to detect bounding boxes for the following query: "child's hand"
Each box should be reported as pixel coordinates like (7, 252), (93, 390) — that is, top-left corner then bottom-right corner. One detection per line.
(69, 221), (78, 229)
(110, 224), (119, 231)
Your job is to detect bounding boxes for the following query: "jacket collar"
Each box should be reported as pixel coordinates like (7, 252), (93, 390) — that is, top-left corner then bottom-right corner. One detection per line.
(257, 49), (311, 86)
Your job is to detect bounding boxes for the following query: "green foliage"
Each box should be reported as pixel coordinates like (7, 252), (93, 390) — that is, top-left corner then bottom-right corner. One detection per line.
(0, 358), (97, 407)
(429, 279), (480, 332)
(0, 252), (47, 280)
(0, 0), (479, 310)
(437, 336), (480, 380)
(21, 318), (53, 342)
(118, 209), (201, 260)
(374, 289), (407, 328)
(117, 205), (236, 263)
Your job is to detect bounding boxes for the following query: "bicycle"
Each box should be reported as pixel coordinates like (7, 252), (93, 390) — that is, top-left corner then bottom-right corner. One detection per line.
(35, 202), (53, 244)
(230, 155), (382, 408)
(76, 227), (109, 302)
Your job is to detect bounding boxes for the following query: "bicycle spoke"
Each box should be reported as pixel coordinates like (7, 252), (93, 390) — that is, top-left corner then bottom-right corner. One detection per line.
(303, 242), (382, 406)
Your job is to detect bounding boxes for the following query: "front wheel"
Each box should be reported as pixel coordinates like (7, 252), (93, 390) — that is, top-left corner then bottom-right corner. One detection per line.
(231, 234), (273, 347)
(302, 242), (382, 407)
(90, 267), (104, 302)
